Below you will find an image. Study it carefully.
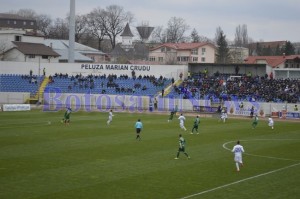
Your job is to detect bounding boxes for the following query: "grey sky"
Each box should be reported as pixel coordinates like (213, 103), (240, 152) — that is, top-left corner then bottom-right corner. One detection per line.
(1, 0), (299, 42)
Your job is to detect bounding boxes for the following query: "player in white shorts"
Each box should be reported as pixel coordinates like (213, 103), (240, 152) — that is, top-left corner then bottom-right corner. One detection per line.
(107, 109), (114, 125)
(268, 117), (274, 129)
(219, 107), (227, 123)
(232, 140), (245, 172)
(178, 113), (187, 131)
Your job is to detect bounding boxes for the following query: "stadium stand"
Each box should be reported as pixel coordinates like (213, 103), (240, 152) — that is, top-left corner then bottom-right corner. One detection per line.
(166, 72), (300, 103)
(44, 73), (172, 96)
(0, 74), (44, 96)
(1, 72), (299, 103)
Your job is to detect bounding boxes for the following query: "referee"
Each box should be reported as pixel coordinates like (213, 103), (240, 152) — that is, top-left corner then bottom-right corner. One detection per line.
(135, 119), (143, 141)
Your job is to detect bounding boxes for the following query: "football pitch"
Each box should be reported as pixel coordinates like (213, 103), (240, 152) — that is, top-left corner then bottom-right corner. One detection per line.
(0, 110), (299, 199)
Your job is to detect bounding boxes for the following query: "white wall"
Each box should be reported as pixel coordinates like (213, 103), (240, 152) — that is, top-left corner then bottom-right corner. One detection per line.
(0, 92), (30, 104)
(0, 61), (186, 79)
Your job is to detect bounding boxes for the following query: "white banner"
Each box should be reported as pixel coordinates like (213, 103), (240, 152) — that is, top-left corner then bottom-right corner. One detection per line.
(3, 104), (31, 111)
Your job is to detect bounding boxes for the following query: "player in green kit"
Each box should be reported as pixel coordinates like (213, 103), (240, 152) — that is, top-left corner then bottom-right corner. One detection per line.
(175, 134), (190, 159)
(61, 107), (72, 125)
(191, 115), (200, 134)
(168, 110), (175, 122)
(252, 114), (258, 129)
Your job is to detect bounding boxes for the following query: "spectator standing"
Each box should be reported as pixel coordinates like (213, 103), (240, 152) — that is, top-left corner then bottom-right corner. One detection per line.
(154, 98), (158, 110)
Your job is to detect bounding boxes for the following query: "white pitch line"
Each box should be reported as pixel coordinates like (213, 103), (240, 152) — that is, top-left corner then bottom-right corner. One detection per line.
(223, 140), (300, 162)
(180, 162), (300, 199)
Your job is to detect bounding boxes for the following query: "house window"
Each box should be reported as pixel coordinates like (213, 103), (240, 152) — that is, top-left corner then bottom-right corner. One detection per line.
(177, 56), (189, 62)
(30, 22), (34, 25)
(191, 49), (198, 55)
(7, 20), (10, 24)
(14, 21), (17, 24)
(202, 48), (206, 55)
(23, 21), (27, 25)
(161, 47), (165, 52)
(42, 55), (49, 59)
(201, 57), (206, 62)
(28, 55), (35, 58)
(158, 57), (163, 62)
(149, 56), (155, 61)
(15, 35), (21, 41)
(285, 64), (288, 68)
(192, 57), (198, 62)
(166, 47), (171, 51)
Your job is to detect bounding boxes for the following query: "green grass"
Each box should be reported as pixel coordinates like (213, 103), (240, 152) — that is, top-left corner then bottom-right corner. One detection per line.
(0, 110), (299, 199)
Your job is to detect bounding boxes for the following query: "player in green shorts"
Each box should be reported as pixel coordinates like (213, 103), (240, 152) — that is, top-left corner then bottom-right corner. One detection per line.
(61, 107), (72, 125)
(252, 114), (258, 129)
(191, 115), (200, 134)
(168, 110), (175, 122)
(175, 134), (190, 159)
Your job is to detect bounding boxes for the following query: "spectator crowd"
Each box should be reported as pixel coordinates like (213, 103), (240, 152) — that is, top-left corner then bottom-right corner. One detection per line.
(169, 72), (300, 103)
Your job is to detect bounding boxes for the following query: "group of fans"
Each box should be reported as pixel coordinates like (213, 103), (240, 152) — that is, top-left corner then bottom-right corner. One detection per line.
(171, 72), (300, 103)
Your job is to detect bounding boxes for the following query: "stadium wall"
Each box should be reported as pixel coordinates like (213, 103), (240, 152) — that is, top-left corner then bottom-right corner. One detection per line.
(0, 92), (30, 104)
(1, 91), (299, 119)
(41, 92), (299, 118)
(0, 61), (186, 79)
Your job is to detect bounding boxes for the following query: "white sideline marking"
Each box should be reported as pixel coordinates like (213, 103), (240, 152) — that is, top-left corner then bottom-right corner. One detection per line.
(180, 162), (300, 199)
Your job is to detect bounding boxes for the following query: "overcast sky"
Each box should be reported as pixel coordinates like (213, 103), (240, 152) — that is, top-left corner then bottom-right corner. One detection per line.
(1, 0), (299, 42)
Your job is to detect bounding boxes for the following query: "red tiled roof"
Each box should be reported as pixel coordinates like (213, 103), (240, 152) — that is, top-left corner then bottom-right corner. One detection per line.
(150, 42), (215, 51)
(244, 55), (300, 67)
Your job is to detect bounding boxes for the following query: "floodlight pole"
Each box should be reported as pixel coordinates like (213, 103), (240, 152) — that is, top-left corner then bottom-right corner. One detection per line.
(68, 0), (75, 63)
(38, 56), (41, 103)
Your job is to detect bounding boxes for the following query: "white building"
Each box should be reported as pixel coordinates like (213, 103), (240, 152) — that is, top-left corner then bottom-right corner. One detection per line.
(149, 42), (216, 65)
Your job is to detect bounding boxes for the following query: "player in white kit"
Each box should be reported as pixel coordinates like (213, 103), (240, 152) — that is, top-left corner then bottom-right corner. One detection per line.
(232, 140), (245, 172)
(107, 109), (114, 125)
(268, 117), (274, 129)
(178, 113), (187, 131)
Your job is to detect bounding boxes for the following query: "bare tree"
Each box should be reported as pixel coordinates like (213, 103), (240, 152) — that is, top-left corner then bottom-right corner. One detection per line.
(149, 26), (167, 43)
(74, 14), (89, 42)
(166, 17), (189, 43)
(86, 8), (107, 50)
(103, 5), (134, 48)
(48, 18), (69, 39)
(36, 14), (52, 37)
(12, 8), (37, 18)
(234, 24), (249, 47)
